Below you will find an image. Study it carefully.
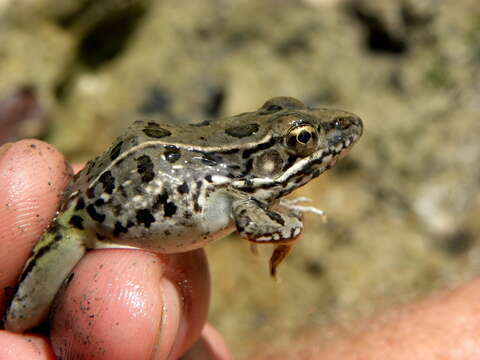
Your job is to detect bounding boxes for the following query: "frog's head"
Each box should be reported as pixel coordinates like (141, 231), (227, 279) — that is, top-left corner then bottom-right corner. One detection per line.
(232, 97), (363, 201)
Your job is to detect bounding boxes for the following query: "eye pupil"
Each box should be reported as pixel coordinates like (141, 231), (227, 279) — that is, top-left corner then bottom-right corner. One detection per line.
(297, 130), (311, 144)
(286, 124), (318, 157)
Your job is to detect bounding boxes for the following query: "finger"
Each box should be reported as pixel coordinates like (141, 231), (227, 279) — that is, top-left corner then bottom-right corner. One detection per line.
(50, 248), (210, 359)
(181, 323), (232, 360)
(0, 330), (54, 359)
(0, 140), (72, 314)
(254, 279), (480, 359)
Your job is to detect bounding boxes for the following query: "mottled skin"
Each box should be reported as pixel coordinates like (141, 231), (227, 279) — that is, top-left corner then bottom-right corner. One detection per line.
(5, 97), (363, 332)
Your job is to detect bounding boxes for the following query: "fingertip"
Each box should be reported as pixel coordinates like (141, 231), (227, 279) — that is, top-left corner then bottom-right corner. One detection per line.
(0, 331), (54, 360)
(157, 249), (210, 359)
(0, 139), (72, 313)
(51, 249), (210, 359)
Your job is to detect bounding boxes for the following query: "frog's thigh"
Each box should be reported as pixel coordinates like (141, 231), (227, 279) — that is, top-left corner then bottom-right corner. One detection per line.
(5, 227), (86, 332)
(232, 199), (303, 243)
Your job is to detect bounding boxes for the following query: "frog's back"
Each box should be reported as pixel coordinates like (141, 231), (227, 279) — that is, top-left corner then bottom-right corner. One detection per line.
(63, 118), (245, 252)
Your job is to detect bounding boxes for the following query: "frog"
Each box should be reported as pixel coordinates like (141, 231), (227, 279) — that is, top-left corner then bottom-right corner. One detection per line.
(4, 96), (363, 333)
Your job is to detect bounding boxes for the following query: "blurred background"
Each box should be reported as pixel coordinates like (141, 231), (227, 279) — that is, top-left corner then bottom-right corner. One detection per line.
(1, 0), (479, 358)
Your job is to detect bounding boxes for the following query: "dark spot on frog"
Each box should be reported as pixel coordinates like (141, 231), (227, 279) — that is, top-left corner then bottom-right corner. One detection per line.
(153, 191), (168, 210)
(192, 184), (202, 213)
(225, 123), (259, 138)
(87, 204), (105, 223)
(75, 197), (85, 211)
(96, 233), (106, 241)
(260, 97), (304, 112)
(152, 190), (177, 217)
(142, 122), (171, 138)
(241, 186), (255, 194)
(18, 231), (62, 283)
(283, 154), (299, 171)
(136, 154), (155, 183)
(164, 145), (181, 163)
(136, 209), (155, 228)
(266, 210), (285, 226)
(113, 221), (128, 237)
(99, 171), (115, 194)
(177, 182), (189, 194)
(258, 104), (283, 115)
(69, 215), (84, 230)
(95, 198), (105, 207)
(46, 221), (60, 234)
(164, 202), (177, 217)
(245, 158), (253, 173)
(290, 229), (295, 239)
(219, 148), (240, 155)
(109, 141), (123, 161)
(193, 202), (202, 213)
(242, 137), (276, 159)
(184, 211), (192, 219)
(204, 175), (212, 183)
(164, 230), (171, 236)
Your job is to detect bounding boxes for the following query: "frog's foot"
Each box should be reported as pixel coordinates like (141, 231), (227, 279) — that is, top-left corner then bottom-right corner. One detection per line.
(232, 198), (303, 277)
(233, 198), (303, 243)
(270, 244), (294, 279)
(279, 197), (327, 223)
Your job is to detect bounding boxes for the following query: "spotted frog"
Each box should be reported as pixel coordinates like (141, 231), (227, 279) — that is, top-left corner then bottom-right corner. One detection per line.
(5, 96), (363, 332)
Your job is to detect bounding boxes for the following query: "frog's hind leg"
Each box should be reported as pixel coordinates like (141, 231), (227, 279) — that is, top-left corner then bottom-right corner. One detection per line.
(4, 218), (87, 333)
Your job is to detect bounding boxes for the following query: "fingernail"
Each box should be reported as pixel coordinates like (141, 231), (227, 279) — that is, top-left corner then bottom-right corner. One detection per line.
(152, 278), (183, 360)
(0, 142), (13, 158)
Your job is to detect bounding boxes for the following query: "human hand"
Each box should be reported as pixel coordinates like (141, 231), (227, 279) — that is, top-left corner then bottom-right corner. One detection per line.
(0, 140), (231, 359)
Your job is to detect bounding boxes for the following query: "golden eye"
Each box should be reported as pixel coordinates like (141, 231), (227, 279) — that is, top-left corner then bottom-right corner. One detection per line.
(286, 124), (319, 157)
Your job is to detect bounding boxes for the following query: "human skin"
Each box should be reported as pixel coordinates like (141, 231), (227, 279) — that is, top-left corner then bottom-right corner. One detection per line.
(0, 140), (231, 360)
(253, 278), (480, 359)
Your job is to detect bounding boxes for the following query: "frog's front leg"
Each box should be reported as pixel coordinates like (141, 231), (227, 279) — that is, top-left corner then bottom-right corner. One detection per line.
(232, 198), (303, 277)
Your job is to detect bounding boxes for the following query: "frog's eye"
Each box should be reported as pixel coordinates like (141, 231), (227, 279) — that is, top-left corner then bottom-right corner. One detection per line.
(286, 124), (319, 157)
